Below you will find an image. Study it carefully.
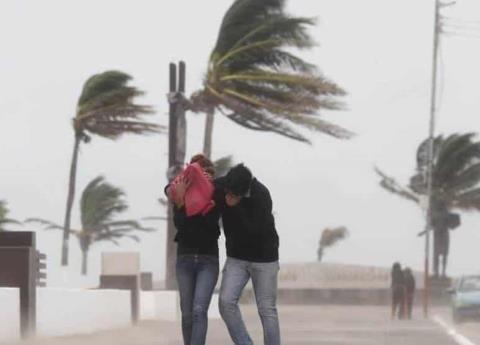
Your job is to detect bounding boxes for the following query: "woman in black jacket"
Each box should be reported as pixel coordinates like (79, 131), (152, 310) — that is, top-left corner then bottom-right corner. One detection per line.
(165, 154), (220, 345)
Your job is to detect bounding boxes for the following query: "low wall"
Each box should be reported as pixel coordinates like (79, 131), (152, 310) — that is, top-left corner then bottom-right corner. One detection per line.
(241, 288), (450, 306)
(140, 290), (179, 321)
(0, 288), (20, 341)
(277, 262), (424, 289)
(37, 288), (131, 337)
(0, 288), (221, 342)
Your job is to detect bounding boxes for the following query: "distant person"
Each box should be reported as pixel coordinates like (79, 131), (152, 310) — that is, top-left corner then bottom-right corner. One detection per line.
(216, 164), (281, 345)
(391, 262), (405, 320)
(403, 268), (416, 319)
(165, 154), (220, 345)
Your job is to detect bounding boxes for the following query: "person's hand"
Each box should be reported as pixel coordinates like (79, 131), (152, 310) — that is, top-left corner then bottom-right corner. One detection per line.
(225, 193), (242, 207)
(175, 176), (190, 207)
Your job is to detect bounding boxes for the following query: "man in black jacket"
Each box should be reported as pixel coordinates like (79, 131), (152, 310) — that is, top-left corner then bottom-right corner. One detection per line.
(216, 164), (280, 345)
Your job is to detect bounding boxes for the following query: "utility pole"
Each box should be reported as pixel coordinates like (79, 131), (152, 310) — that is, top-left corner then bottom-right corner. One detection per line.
(423, 0), (459, 318)
(423, 0), (457, 319)
(165, 61), (187, 290)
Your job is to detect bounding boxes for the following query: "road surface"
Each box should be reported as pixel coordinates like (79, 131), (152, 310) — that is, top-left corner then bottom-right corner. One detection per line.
(9, 305), (480, 345)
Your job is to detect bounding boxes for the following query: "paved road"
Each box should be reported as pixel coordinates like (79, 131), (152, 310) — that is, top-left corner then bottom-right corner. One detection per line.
(11, 305), (480, 345)
(434, 308), (480, 345)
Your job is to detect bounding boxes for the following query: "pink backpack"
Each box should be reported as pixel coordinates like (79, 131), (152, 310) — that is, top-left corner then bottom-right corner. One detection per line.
(169, 162), (215, 216)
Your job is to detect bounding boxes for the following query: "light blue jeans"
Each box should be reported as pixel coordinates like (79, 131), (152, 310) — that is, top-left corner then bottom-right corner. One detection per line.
(219, 257), (280, 345)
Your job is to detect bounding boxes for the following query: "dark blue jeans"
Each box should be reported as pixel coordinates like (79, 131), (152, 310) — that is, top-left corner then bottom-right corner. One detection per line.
(176, 255), (219, 345)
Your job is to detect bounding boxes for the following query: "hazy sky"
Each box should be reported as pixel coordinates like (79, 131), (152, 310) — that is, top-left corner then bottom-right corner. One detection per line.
(1, 0), (480, 287)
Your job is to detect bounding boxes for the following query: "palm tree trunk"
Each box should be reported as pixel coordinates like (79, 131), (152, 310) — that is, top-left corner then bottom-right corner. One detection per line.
(317, 247), (323, 262)
(81, 249), (88, 276)
(62, 134), (81, 266)
(203, 109), (215, 159)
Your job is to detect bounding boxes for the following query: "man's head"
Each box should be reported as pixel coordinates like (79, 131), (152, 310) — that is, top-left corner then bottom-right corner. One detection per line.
(224, 164), (252, 206)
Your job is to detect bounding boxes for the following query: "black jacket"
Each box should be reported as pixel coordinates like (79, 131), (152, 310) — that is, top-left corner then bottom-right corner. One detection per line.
(165, 184), (220, 256)
(404, 273), (416, 293)
(215, 177), (279, 262)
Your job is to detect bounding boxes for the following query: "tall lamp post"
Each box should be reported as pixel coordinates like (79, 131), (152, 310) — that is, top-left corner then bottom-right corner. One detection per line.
(423, 0), (456, 318)
(423, 0), (441, 319)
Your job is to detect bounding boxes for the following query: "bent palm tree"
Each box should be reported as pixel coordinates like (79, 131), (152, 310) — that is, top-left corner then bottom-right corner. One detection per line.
(0, 200), (20, 231)
(62, 71), (161, 266)
(214, 155), (234, 178)
(317, 226), (349, 262)
(375, 133), (480, 277)
(29, 176), (154, 275)
(188, 0), (350, 158)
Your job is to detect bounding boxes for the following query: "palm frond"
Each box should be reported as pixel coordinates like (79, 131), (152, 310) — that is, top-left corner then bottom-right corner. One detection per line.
(192, 0), (348, 143)
(104, 220), (156, 232)
(217, 91), (309, 141)
(227, 48), (317, 74)
(25, 218), (82, 236)
(374, 167), (420, 203)
(214, 155), (234, 177)
(0, 201), (21, 231)
(213, 0), (285, 56)
(380, 133), (480, 219)
(142, 216), (167, 221)
(80, 176), (128, 232)
(221, 71), (345, 96)
(78, 71), (131, 106)
(445, 163), (480, 195)
(75, 70), (162, 140)
(95, 232), (140, 244)
(454, 188), (480, 210)
(416, 136), (444, 172)
(436, 134), (480, 187)
(319, 227), (349, 248)
(25, 218), (63, 231)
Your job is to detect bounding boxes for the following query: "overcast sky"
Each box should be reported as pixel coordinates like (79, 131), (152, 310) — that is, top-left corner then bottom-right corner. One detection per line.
(1, 0), (480, 287)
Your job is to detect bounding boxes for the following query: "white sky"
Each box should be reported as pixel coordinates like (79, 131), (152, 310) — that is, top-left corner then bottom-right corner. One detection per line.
(1, 0), (480, 287)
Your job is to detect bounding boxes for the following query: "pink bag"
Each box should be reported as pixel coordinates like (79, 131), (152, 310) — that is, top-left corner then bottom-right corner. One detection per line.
(169, 162), (215, 216)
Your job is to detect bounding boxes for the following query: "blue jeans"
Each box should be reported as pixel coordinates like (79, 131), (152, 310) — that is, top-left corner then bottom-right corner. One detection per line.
(176, 255), (219, 345)
(219, 257), (281, 345)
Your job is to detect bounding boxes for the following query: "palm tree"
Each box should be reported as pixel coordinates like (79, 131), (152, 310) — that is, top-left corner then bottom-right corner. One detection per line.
(62, 71), (161, 266)
(214, 155), (234, 177)
(0, 200), (20, 231)
(186, 0), (351, 158)
(29, 176), (154, 275)
(375, 133), (480, 277)
(317, 226), (349, 262)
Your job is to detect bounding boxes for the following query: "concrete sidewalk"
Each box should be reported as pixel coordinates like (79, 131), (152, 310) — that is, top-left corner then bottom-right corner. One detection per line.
(8, 305), (478, 345)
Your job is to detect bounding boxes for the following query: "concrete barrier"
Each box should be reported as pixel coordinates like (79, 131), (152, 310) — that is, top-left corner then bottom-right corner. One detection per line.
(140, 290), (179, 322)
(1, 288), (224, 341)
(37, 288), (131, 337)
(100, 252), (141, 324)
(0, 288), (20, 341)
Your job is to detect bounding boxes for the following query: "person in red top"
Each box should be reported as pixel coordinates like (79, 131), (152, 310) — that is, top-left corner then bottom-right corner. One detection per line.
(165, 154), (220, 345)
